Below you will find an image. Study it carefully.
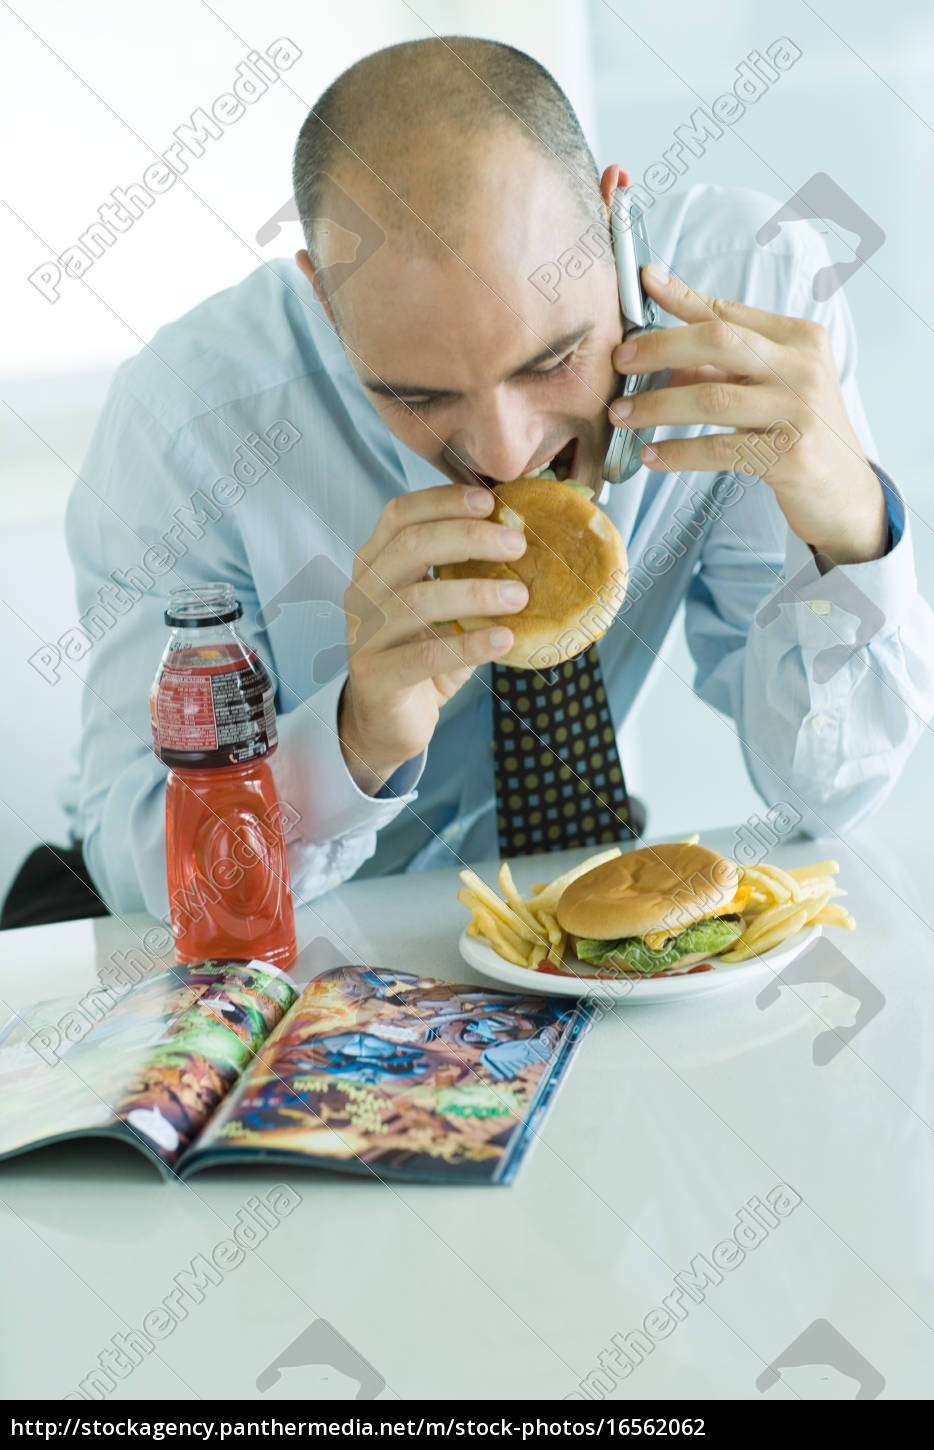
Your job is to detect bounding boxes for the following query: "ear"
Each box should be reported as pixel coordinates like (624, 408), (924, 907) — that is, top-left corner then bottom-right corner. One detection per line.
(295, 248), (335, 325)
(600, 165), (631, 210)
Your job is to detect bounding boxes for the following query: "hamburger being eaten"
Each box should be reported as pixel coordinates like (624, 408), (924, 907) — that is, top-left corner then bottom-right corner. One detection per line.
(438, 475), (628, 670)
(556, 843), (747, 976)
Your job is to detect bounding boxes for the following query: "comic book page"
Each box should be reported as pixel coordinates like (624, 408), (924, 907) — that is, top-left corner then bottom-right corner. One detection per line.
(183, 966), (591, 1184)
(0, 959), (296, 1173)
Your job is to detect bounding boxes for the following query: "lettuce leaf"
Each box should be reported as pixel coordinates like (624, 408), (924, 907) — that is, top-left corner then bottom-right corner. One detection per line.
(574, 916), (742, 976)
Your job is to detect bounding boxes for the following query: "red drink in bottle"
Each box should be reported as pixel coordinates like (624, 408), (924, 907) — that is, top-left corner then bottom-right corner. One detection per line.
(150, 584), (297, 969)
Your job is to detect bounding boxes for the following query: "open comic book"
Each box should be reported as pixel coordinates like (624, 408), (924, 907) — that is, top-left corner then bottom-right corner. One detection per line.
(0, 959), (591, 1184)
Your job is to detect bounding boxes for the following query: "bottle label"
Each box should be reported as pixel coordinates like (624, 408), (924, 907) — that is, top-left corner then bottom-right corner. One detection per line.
(153, 654), (277, 769)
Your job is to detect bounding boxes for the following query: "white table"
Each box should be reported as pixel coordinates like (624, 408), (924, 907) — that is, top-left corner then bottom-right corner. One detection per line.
(1, 807), (932, 1402)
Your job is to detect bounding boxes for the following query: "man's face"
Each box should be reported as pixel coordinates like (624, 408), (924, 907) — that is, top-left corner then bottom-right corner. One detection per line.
(323, 145), (623, 494)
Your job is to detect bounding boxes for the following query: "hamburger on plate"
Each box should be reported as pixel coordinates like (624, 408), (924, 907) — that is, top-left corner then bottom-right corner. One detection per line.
(556, 842), (747, 975)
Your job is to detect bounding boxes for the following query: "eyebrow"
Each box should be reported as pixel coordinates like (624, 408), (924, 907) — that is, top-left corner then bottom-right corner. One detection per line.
(363, 324), (595, 401)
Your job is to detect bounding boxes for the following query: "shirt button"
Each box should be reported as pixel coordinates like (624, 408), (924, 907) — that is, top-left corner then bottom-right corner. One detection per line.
(809, 599), (832, 615)
(810, 713), (830, 732)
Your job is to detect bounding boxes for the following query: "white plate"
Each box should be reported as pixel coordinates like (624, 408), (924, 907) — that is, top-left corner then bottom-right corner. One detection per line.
(458, 924), (822, 1004)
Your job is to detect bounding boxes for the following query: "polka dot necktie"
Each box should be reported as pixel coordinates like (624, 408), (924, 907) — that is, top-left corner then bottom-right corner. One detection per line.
(490, 644), (637, 857)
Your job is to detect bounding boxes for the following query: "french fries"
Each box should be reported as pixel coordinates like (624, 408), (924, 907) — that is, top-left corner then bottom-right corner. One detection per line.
(754, 862), (802, 901)
(497, 862), (544, 936)
(456, 890), (529, 967)
(814, 904), (856, 929)
(787, 860), (839, 881)
(740, 865), (793, 904)
(718, 861), (853, 963)
(458, 871), (535, 942)
(457, 837), (855, 975)
(457, 846), (622, 971)
(731, 907), (809, 959)
(526, 847), (621, 914)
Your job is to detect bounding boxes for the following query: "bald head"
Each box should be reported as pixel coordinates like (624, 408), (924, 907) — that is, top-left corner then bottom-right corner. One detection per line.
(292, 36), (605, 298)
(290, 38), (623, 499)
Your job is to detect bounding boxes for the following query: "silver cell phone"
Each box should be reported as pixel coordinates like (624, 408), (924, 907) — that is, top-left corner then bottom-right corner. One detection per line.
(602, 191), (671, 483)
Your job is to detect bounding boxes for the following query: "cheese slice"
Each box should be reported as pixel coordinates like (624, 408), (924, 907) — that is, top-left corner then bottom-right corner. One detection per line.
(721, 882), (753, 915)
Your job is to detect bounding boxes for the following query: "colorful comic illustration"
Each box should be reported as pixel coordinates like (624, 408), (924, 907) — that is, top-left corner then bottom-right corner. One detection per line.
(192, 967), (589, 1182)
(0, 960), (295, 1167)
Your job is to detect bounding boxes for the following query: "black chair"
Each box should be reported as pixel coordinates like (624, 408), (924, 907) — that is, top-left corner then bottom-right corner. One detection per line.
(0, 842), (110, 930)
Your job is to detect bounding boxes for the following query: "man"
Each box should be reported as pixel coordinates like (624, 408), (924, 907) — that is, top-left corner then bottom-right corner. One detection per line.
(26, 37), (934, 921)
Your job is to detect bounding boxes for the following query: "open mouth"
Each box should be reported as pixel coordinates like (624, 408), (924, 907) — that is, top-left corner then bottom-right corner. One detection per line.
(463, 437), (579, 489)
(527, 437), (579, 483)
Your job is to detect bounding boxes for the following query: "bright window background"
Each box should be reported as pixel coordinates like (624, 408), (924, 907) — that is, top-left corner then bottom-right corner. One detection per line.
(1, 0), (931, 904)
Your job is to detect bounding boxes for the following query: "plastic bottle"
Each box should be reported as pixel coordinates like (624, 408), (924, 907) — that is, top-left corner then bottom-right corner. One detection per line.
(150, 583), (297, 969)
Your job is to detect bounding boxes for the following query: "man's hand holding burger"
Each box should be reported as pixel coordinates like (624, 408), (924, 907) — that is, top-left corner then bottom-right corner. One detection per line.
(611, 265), (889, 569)
(338, 482), (528, 795)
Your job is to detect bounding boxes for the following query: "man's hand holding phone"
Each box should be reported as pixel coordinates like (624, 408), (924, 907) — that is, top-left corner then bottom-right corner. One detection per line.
(338, 484), (528, 795)
(610, 264), (888, 569)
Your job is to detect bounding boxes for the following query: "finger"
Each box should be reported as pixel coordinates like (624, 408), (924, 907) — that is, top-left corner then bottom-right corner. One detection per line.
(613, 318), (778, 381)
(361, 517), (527, 596)
(638, 430), (782, 474)
(641, 265), (804, 347)
(610, 380), (784, 432)
(666, 365), (734, 388)
(378, 622), (515, 689)
(361, 576), (530, 652)
(357, 483), (495, 569)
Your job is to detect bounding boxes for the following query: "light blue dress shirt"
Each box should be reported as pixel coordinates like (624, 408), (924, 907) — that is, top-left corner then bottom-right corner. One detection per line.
(63, 184), (934, 918)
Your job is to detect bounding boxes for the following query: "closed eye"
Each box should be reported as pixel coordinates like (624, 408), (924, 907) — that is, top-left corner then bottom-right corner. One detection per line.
(532, 351), (576, 379)
(401, 393), (451, 416)
(398, 351), (579, 416)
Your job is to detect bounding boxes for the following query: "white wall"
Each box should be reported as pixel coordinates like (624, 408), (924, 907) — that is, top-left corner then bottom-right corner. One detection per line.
(589, 0), (934, 836)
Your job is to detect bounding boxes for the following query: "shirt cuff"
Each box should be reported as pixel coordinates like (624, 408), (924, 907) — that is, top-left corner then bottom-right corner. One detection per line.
(877, 464), (905, 549)
(376, 753), (425, 799)
(774, 465), (917, 656)
(269, 670), (425, 844)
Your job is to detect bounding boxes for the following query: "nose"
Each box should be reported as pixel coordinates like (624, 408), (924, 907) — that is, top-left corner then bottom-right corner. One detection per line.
(454, 391), (541, 482)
